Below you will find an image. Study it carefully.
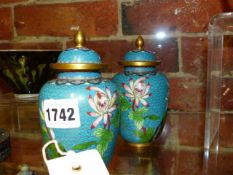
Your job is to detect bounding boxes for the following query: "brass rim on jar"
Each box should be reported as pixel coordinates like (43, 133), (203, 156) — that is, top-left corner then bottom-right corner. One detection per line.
(127, 142), (152, 148)
(50, 63), (106, 71)
(120, 61), (160, 67)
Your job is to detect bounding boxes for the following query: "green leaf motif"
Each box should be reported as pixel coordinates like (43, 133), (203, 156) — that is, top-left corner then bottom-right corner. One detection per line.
(94, 128), (113, 156)
(72, 141), (97, 151)
(119, 94), (131, 111)
(129, 107), (148, 129)
(129, 107), (148, 120)
(39, 108), (45, 121)
(134, 130), (145, 138)
(58, 143), (66, 152)
(49, 144), (61, 158)
(94, 128), (113, 140)
(134, 118), (144, 130)
(111, 109), (120, 128)
(133, 127), (155, 142)
(41, 125), (59, 158)
(146, 115), (160, 121)
(41, 125), (48, 137)
(96, 141), (108, 157)
(146, 128), (155, 140)
(94, 128), (105, 138)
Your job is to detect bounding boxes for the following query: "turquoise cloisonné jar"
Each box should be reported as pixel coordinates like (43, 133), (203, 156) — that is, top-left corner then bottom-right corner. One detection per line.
(38, 31), (119, 164)
(112, 36), (169, 147)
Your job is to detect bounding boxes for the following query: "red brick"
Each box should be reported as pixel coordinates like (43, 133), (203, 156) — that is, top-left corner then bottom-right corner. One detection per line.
(0, 42), (62, 50)
(168, 77), (205, 112)
(178, 113), (205, 147)
(176, 150), (203, 175)
(152, 149), (177, 175)
(0, 8), (13, 39)
(217, 152), (233, 175)
(122, 0), (226, 34)
(199, 150), (233, 175)
(206, 77), (233, 113)
(85, 40), (132, 73)
(146, 38), (178, 73)
(202, 151), (218, 175)
(206, 75), (221, 111)
(154, 113), (178, 147)
(219, 114), (233, 148)
(204, 36), (233, 76)
(15, 1), (118, 37)
(221, 78), (233, 111)
(154, 113), (172, 145)
(181, 37), (208, 78)
(223, 36), (233, 74)
(155, 149), (204, 175)
(0, 0), (26, 3)
(67, 37), (178, 73)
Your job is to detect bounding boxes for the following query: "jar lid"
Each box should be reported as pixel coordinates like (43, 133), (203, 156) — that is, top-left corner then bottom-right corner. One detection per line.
(50, 30), (106, 71)
(120, 36), (160, 67)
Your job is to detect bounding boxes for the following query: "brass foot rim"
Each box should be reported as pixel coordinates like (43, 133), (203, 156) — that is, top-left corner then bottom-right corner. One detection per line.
(127, 142), (152, 148)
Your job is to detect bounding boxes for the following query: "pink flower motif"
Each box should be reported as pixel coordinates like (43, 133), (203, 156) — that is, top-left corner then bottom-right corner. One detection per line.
(86, 86), (117, 129)
(122, 77), (151, 110)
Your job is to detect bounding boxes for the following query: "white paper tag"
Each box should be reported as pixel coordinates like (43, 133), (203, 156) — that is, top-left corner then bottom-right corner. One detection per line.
(46, 149), (109, 175)
(43, 99), (81, 128)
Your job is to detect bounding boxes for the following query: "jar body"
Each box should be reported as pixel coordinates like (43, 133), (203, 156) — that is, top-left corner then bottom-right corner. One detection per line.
(112, 69), (168, 145)
(38, 74), (119, 164)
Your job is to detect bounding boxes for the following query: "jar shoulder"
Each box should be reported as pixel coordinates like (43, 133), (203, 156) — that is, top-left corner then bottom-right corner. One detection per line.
(112, 72), (168, 83)
(39, 78), (117, 98)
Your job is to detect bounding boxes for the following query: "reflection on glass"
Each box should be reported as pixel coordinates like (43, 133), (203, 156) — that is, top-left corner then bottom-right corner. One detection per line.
(155, 31), (166, 40)
(203, 12), (233, 175)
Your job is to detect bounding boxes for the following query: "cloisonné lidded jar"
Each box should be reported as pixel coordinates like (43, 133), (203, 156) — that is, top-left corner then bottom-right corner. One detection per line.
(112, 36), (169, 147)
(38, 31), (119, 164)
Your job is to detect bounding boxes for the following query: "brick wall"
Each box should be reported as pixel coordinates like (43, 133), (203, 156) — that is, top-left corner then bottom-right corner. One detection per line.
(2, 0), (231, 112)
(0, 0), (233, 173)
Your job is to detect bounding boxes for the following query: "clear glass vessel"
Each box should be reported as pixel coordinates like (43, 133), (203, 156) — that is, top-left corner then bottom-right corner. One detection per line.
(204, 12), (233, 174)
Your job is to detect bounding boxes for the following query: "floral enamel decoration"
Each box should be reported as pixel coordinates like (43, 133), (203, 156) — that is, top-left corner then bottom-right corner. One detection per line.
(87, 86), (117, 129)
(38, 30), (119, 164)
(112, 35), (169, 146)
(122, 77), (151, 110)
(70, 85), (119, 157)
(119, 77), (162, 142)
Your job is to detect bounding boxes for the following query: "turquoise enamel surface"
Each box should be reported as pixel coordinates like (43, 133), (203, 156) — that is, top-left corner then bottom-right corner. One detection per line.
(112, 47), (169, 145)
(57, 47), (101, 63)
(38, 45), (119, 165)
(124, 50), (156, 61)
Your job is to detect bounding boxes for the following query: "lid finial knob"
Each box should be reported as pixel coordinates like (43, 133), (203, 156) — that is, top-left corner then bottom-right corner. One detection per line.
(135, 35), (144, 50)
(74, 30), (85, 48)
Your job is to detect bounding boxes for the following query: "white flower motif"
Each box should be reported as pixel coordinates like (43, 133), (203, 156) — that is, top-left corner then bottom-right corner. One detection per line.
(122, 77), (151, 110)
(86, 86), (117, 129)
